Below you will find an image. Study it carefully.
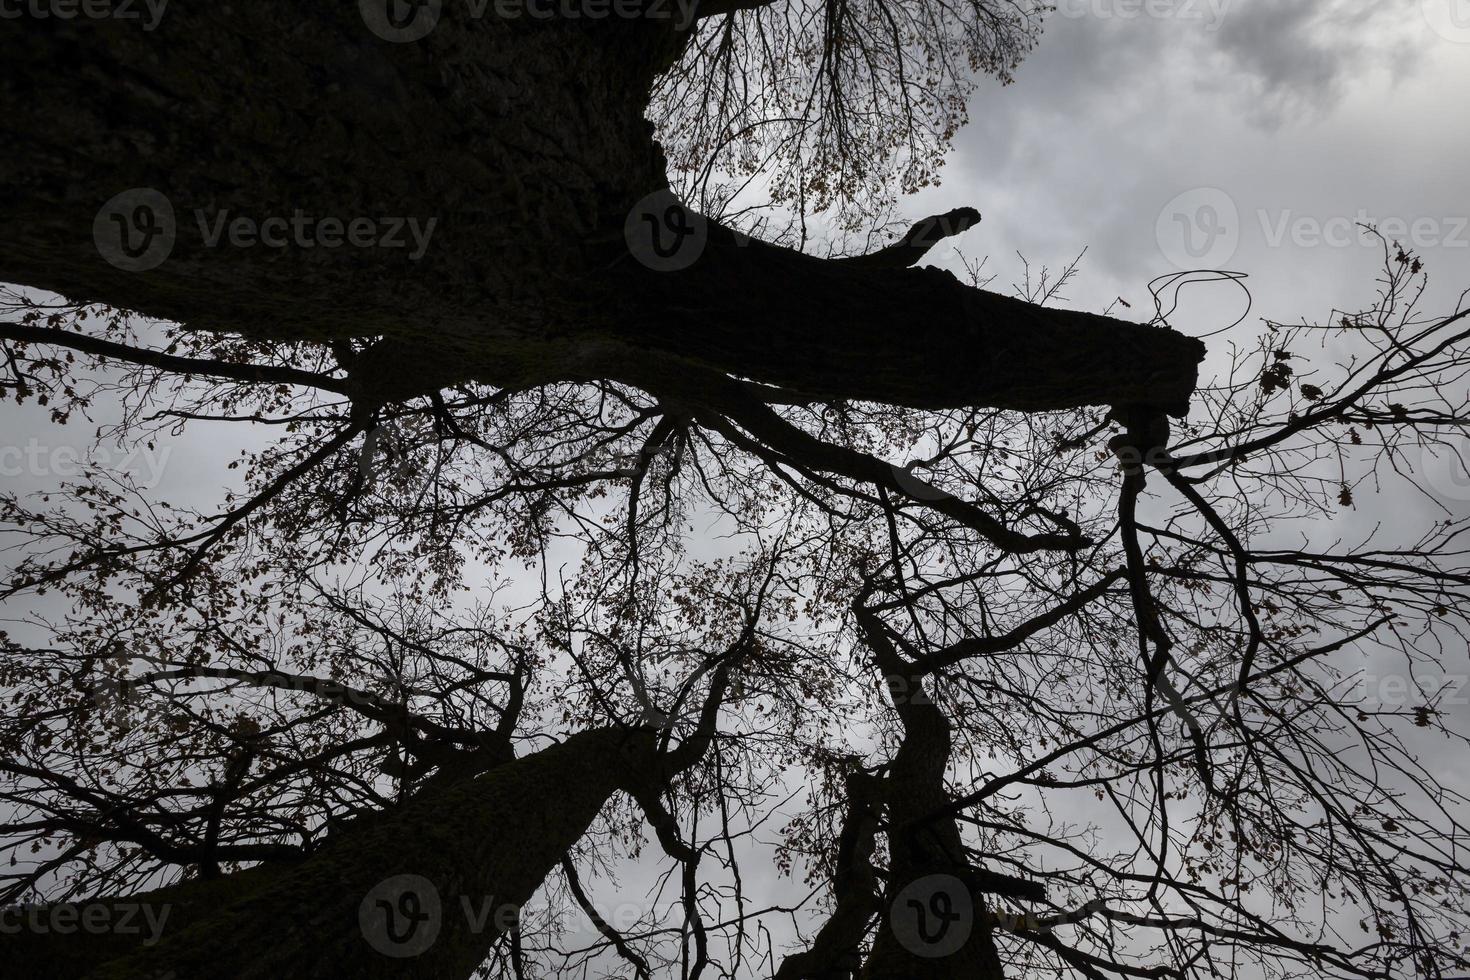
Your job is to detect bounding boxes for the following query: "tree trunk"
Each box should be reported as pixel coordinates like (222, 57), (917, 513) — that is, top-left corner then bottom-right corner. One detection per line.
(1, 6), (1203, 417)
(854, 607), (1009, 980)
(857, 683), (1007, 980)
(6, 728), (659, 980)
(773, 770), (884, 979)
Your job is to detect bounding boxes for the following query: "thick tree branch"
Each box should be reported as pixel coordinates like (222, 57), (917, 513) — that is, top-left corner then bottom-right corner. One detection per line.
(15, 727), (671, 980)
(774, 769), (883, 980)
(1, 9), (1204, 424)
(691, 0), (784, 20)
(834, 207), (983, 270)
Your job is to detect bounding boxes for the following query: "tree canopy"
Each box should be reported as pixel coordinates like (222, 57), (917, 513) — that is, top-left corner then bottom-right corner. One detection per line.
(1, 4), (1468, 979)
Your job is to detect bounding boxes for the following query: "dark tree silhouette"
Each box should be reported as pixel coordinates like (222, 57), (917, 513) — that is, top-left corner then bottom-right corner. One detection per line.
(1, 4), (1468, 979)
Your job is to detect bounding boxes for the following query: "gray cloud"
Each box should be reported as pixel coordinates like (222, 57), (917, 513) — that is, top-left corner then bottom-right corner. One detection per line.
(931, 0), (1468, 320)
(1203, 0), (1421, 127)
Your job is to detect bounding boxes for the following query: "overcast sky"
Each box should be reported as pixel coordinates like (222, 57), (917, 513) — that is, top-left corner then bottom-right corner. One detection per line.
(3, 3), (1468, 974)
(922, 0), (1469, 334)
(904, 0), (1470, 563)
(922, 0), (1470, 784)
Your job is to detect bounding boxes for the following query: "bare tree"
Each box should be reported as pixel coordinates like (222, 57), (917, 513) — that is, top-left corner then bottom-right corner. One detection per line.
(1, 5), (1467, 979)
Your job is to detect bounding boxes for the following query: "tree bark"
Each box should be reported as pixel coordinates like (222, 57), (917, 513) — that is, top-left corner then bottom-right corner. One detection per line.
(1, 6), (1203, 418)
(854, 606), (1010, 980)
(5, 728), (661, 980)
(773, 769), (884, 980)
